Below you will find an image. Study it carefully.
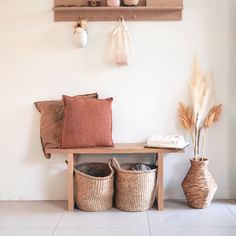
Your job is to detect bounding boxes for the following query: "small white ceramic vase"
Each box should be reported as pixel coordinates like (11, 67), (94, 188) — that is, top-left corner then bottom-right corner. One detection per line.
(107, 0), (120, 7)
(79, 30), (88, 48)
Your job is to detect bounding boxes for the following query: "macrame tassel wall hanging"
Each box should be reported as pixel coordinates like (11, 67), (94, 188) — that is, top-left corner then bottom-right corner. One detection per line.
(74, 19), (88, 48)
(111, 16), (133, 67)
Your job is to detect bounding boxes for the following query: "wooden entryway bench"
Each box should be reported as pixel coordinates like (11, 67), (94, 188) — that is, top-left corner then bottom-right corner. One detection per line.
(46, 143), (184, 211)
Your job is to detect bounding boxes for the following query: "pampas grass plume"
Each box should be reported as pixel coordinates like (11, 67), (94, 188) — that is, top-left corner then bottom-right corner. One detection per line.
(204, 104), (223, 129)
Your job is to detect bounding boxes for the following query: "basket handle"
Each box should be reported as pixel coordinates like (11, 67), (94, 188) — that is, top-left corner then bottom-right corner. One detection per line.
(111, 157), (121, 170)
(108, 159), (114, 171)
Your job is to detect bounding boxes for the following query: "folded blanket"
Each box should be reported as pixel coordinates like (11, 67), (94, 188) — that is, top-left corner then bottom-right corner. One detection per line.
(131, 164), (151, 171)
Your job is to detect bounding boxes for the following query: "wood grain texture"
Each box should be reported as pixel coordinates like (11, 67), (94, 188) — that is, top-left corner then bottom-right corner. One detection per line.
(147, 0), (183, 8)
(54, 9), (182, 22)
(46, 143), (185, 155)
(157, 153), (164, 210)
(55, 0), (145, 7)
(67, 153), (74, 211)
(53, 0), (183, 21)
(54, 0), (86, 7)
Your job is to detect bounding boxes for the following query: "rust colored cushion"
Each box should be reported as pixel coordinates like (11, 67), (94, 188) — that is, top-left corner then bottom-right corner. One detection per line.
(62, 96), (114, 148)
(35, 93), (98, 158)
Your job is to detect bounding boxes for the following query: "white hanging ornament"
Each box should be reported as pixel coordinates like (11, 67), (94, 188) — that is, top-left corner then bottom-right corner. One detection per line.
(74, 20), (88, 48)
(110, 16), (133, 67)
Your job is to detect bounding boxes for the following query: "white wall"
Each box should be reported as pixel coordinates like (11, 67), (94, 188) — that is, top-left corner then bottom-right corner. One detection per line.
(0, 0), (235, 200)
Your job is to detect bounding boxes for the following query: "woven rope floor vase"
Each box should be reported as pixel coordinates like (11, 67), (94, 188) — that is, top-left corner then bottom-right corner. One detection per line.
(182, 159), (217, 209)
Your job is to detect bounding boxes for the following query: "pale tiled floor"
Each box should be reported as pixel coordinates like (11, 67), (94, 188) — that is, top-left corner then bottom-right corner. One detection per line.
(0, 200), (235, 236)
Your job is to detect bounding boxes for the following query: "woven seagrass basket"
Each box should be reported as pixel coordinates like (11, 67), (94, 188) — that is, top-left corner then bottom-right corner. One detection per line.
(182, 158), (217, 209)
(112, 157), (157, 212)
(74, 162), (114, 212)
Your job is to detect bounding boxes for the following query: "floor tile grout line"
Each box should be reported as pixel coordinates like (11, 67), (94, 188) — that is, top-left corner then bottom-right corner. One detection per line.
(149, 226), (236, 229)
(225, 202), (236, 219)
(0, 227), (55, 230)
(51, 208), (65, 236)
(55, 226), (154, 229)
(54, 226), (236, 229)
(146, 212), (152, 236)
(1, 226), (236, 230)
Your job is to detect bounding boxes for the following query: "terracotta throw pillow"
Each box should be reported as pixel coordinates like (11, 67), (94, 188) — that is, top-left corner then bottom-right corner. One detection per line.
(35, 93), (98, 158)
(62, 96), (114, 148)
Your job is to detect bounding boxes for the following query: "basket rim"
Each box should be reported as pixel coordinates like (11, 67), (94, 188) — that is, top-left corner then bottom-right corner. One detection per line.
(74, 162), (114, 180)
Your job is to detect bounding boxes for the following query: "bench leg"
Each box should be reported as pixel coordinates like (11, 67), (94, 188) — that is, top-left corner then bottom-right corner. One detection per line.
(67, 153), (74, 212)
(157, 153), (164, 210)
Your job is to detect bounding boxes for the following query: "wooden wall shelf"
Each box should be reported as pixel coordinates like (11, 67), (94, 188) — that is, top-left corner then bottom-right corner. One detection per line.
(53, 0), (183, 21)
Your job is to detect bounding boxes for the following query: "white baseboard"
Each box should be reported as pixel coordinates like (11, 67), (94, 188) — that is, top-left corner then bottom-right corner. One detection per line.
(165, 191), (236, 200)
(0, 191), (67, 201)
(0, 191), (235, 201)
(213, 191), (236, 199)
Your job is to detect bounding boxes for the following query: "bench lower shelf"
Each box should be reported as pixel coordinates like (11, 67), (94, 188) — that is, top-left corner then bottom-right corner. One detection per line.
(46, 143), (184, 211)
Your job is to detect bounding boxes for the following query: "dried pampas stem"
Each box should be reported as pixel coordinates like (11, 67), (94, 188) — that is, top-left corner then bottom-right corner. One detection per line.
(178, 59), (222, 160)
(178, 102), (195, 145)
(204, 104), (222, 129)
(191, 60), (213, 128)
(202, 104), (223, 159)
